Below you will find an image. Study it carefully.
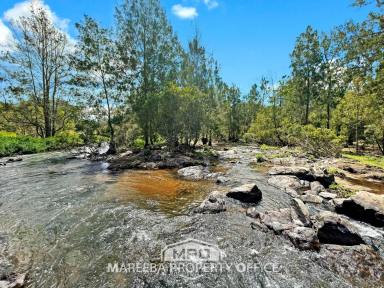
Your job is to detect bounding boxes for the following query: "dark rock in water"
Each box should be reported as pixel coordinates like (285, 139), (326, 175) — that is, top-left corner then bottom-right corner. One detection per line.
(5, 157), (22, 163)
(283, 227), (320, 251)
(0, 162), (5, 166)
(318, 222), (365, 246)
(195, 191), (226, 214)
(336, 191), (384, 227)
(226, 184), (262, 204)
(108, 149), (205, 171)
(315, 212), (365, 246)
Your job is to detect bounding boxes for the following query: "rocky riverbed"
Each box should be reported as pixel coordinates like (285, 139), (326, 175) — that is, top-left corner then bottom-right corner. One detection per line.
(0, 145), (383, 287)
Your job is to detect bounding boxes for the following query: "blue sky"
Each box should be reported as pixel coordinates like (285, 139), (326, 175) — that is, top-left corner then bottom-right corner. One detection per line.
(0, 0), (372, 93)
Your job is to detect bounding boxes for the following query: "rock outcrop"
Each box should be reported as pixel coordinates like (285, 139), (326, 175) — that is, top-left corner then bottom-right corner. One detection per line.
(336, 191), (384, 227)
(314, 211), (365, 246)
(226, 184), (262, 204)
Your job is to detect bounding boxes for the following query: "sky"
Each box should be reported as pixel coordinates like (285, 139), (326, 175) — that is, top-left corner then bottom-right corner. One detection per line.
(0, 0), (372, 93)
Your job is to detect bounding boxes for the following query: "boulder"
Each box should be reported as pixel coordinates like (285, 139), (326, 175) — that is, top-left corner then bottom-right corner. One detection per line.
(177, 166), (205, 180)
(226, 184), (262, 204)
(291, 198), (311, 227)
(319, 192), (337, 200)
(195, 191), (226, 214)
(300, 194), (323, 204)
(258, 208), (296, 233)
(97, 142), (110, 155)
(309, 166), (335, 188)
(314, 211), (365, 246)
(310, 181), (325, 194)
(285, 188), (299, 198)
(267, 175), (303, 190)
(283, 227), (320, 251)
(336, 191), (384, 227)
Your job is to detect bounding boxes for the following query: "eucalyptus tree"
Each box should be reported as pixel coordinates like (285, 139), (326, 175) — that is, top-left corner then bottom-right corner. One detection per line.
(290, 26), (322, 125)
(0, 5), (69, 137)
(72, 16), (124, 153)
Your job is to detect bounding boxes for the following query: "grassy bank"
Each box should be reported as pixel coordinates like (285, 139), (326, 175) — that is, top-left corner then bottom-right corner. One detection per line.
(0, 131), (83, 157)
(342, 153), (384, 170)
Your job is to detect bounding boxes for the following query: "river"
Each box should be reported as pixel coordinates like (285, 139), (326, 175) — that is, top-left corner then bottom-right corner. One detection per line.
(0, 148), (378, 287)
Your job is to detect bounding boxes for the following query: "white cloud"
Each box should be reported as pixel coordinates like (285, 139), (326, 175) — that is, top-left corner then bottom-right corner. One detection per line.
(3, 0), (70, 32)
(0, 19), (15, 51)
(203, 0), (219, 10)
(172, 4), (198, 19)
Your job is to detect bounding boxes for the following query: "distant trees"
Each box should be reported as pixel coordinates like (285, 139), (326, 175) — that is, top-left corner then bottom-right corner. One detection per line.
(245, 0), (384, 155)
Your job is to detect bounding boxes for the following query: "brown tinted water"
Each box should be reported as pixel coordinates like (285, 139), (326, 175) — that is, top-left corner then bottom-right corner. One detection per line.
(338, 176), (384, 195)
(103, 170), (213, 215)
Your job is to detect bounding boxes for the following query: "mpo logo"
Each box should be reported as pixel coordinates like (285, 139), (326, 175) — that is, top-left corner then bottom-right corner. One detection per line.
(161, 238), (226, 280)
(162, 238), (226, 263)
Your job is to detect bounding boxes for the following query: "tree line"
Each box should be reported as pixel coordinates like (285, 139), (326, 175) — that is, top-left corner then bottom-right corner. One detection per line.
(0, 0), (383, 156)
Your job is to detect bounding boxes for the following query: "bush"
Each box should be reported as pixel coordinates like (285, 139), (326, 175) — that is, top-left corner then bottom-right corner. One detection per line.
(295, 125), (344, 158)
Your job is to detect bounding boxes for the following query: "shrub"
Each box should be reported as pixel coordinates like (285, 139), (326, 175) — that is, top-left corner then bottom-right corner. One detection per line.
(294, 125), (344, 158)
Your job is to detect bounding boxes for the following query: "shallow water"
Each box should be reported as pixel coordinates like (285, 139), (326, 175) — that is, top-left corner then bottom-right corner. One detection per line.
(0, 149), (380, 287)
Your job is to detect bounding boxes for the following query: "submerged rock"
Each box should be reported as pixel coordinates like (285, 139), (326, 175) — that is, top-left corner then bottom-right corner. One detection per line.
(177, 166), (220, 180)
(195, 191), (226, 214)
(177, 166), (205, 180)
(226, 183), (262, 204)
(336, 191), (384, 227)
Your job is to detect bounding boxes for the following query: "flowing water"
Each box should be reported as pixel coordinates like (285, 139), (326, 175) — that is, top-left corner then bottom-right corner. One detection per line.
(0, 149), (375, 287)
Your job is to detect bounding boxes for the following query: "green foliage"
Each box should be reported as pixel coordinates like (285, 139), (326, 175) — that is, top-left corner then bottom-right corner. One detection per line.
(329, 183), (356, 198)
(133, 138), (146, 149)
(0, 132), (83, 157)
